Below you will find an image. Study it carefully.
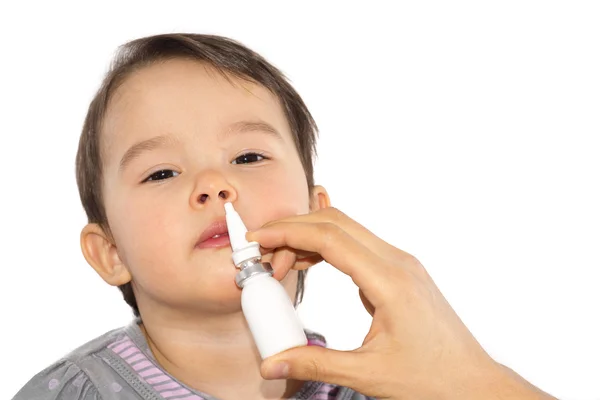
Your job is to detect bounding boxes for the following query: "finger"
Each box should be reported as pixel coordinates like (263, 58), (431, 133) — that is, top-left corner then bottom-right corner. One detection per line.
(294, 254), (324, 271)
(269, 247), (324, 274)
(260, 207), (410, 264)
(261, 346), (366, 392)
(359, 288), (375, 317)
(270, 247), (297, 280)
(251, 236), (319, 261)
(248, 221), (390, 301)
(264, 246), (323, 278)
(257, 246), (270, 256)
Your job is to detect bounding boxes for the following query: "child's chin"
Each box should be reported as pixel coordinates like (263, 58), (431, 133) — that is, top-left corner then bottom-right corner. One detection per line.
(197, 280), (244, 310)
(199, 294), (245, 315)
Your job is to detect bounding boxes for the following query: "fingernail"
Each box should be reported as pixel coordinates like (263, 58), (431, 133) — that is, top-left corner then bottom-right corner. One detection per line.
(266, 362), (289, 379)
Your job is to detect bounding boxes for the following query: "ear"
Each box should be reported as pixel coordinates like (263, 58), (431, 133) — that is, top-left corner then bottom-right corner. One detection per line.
(309, 185), (331, 212)
(80, 223), (132, 287)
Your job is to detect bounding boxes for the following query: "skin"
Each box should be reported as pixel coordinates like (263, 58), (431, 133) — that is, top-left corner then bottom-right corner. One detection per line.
(77, 57), (555, 400)
(80, 58), (330, 400)
(248, 209), (557, 400)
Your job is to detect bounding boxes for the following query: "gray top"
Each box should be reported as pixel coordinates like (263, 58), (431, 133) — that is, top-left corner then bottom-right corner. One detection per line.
(13, 319), (373, 399)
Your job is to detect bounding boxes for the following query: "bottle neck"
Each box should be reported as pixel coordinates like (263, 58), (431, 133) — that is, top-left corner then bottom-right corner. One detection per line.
(234, 260), (274, 288)
(239, 271), (271, 287)
(231, 242), (261, 266)
(236, 256), (262, 270)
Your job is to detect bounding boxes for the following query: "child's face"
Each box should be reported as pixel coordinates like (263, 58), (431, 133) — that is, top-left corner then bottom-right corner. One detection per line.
(96, 59), (319, 313)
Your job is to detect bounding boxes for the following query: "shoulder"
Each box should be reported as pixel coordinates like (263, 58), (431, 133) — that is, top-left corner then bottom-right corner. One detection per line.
(12, 359), (102, 400)
(13, 324), (133, 400)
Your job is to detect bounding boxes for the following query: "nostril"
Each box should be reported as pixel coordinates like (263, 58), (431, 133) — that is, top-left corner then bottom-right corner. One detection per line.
(199, 194), (209, 203)
(219, 191), (228, 199)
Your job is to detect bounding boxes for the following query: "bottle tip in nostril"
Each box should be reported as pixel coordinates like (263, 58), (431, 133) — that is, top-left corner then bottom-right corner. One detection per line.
(224, 202), (234, 213)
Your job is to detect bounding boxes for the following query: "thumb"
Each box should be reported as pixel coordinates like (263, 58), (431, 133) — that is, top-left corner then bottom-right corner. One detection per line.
(260, 345), (362, 388)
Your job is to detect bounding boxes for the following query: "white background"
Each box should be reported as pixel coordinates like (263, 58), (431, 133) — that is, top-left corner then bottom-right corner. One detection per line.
(1, 2), (599, 399)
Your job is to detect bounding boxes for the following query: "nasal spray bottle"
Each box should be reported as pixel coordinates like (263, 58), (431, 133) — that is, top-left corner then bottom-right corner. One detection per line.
(224, 202), (308, 359)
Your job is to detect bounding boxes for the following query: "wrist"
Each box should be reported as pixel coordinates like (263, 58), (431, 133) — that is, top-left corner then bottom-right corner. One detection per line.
(454, 360), (556, 400)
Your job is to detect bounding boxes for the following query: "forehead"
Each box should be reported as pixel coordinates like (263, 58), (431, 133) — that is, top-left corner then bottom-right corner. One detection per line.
(101, 58), (290, 161)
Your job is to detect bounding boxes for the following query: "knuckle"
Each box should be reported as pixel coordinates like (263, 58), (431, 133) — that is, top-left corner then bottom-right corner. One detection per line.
(303, 358), (327, 382)
(405, 253), (423, 269)
(404, 254), (430, 280)
(325, 206), (346, 222)
(318, 222), (342, 249)
(393, 250), (425, 274)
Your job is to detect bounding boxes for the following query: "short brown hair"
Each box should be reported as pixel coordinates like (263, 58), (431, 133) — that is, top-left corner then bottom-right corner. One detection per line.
(76, 33), (318, 317)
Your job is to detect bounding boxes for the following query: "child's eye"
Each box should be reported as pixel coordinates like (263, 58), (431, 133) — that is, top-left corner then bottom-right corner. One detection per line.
(231, 152), (267, 165)
(143, 169), (180, 183)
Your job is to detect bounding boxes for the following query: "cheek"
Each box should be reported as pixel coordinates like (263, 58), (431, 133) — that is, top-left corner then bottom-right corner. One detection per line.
(238, 165), (310, 229)
(107, 189), (186, 266)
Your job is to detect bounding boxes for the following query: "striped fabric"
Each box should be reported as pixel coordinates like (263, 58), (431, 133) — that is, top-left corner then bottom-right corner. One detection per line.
(108, 334), (342, 400)
(109, 337), (202, 399)
(14, 319), (373, 400)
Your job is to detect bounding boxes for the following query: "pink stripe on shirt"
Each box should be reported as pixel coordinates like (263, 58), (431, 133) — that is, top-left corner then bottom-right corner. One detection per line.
(153, 381), (179, 391)
(112, 340), (134, 354)
(160, 388), (191, 398)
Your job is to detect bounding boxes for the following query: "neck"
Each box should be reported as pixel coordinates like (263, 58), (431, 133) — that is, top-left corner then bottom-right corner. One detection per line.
(137, 302), (304, 399)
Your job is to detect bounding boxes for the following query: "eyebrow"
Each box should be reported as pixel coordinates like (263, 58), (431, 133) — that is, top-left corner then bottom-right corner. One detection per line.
(118, 120), (282, 173)
(119, 135), (178, 172)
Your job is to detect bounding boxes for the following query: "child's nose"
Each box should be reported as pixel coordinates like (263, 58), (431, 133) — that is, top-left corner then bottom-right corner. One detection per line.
(190, 171), (238, 208)
(197, 189), (231, 204)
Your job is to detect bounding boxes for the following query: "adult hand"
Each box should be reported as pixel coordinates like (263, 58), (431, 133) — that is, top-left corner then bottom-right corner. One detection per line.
(247, 207), (555, 400)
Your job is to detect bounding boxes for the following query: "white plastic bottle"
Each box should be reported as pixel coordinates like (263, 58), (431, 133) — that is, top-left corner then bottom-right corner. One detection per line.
(224, 202), (308, 359)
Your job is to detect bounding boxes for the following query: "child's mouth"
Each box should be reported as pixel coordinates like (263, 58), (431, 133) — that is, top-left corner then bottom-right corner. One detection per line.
(196, 232), (231, 249)
(195, 218), (231, 250)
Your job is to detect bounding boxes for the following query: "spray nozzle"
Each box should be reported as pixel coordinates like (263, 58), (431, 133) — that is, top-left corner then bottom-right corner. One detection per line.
(224, 202), (261, 267)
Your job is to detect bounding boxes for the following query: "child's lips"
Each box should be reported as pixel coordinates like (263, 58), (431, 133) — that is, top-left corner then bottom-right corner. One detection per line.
(195, 218), (230, 249)
(196, 232), (231, 249)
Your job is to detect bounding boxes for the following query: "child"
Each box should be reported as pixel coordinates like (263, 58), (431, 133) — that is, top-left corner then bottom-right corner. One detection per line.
(13, 33), (370, 399)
